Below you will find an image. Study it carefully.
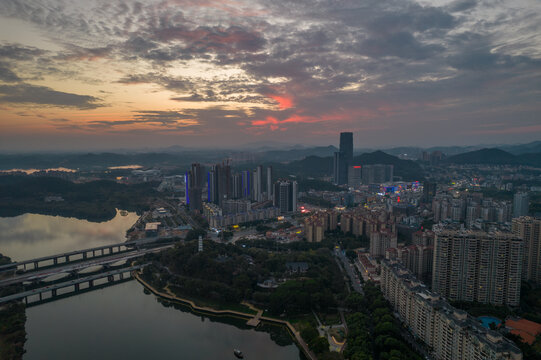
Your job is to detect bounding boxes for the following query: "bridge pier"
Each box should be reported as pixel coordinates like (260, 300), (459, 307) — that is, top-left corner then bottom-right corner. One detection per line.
(51, 289), (57, 297)
(75, 283), (80, 291)
(34, 261), (38, 270)
(108, 275), (114, 282)
(53, 257), (58, 265)
(89, 280), (94, 287)
(83, 252), (87, 260)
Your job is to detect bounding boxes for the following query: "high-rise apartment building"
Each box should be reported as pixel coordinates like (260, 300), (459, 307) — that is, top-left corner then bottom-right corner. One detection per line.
(513, 192), (530, 218)
(422, 181), (437, 203)
(369, 229), (397, 257)
(347, 165), (362, 188)
(512, 216), (541, 284)
(273, 180), (297, 213)
(361, 164), (393, 184)
(432, 229), (523, 306)
(381, 260), (522, 360)
(385, 244), (433, 282)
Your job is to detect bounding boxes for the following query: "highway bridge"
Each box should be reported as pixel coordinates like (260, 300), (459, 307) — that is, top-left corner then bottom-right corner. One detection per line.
(0, 244), (173, 287)
(0, 265), (147, 306)
(0, 242), (134, 273)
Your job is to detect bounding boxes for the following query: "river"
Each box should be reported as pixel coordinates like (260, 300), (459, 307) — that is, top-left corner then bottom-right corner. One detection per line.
(0, 212), (302, 360)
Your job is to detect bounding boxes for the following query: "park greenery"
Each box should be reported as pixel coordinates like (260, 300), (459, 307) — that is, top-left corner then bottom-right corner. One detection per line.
(142, 239), (347, 315)
(0, 303), (26, 360)
(0, 255), (26, 360)
(345, 283), (422, 360)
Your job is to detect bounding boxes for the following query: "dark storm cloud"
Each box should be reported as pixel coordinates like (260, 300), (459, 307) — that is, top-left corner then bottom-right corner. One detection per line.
(0, 64), (20, 82)
(77, 110), (200, 130)
(0, 43), (44, 60)
(364, 5), (456, 34)
(132, 110), (196, 124)
(357, 31), (444, 60)
(117, 72), (194, 92)
(447, 0), (477, 12)
(448, 51), (541, 71)
(56, 45), (114, 61)
(0, 83), (102, 109)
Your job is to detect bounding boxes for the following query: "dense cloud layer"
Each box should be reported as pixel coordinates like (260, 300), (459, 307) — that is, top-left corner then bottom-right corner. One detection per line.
(0, 0), (540, 150)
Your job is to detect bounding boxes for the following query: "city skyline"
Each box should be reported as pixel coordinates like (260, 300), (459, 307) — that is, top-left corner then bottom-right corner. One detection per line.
(0, 0), (540, 152)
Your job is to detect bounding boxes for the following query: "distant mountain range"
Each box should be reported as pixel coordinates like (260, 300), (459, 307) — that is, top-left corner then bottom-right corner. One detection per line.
(267, 150), (424, 181)
(445, 148), (541, 166)
(1, 141), (540, 173)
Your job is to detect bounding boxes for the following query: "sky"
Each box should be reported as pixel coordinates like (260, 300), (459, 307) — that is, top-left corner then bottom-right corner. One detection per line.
(0, 0), (540, 152)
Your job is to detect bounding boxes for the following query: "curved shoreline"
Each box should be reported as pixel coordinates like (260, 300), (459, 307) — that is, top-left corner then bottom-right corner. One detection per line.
(133, 271), (316, 360)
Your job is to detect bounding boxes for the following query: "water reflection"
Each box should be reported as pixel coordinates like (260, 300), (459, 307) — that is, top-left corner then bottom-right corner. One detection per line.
(0, 211), (138, 261)
(0, 167), (77, 174)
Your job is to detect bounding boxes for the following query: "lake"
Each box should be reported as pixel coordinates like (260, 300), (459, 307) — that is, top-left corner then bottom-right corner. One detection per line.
(0, 211), (302, 360)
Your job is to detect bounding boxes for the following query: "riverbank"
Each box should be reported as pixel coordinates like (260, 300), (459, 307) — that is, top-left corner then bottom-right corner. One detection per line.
(133, 271), (317, 360)
(0, 302), (26, 360)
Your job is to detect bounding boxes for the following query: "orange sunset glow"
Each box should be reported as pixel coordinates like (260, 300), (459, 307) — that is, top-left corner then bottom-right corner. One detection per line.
(0, 0), (540, 151)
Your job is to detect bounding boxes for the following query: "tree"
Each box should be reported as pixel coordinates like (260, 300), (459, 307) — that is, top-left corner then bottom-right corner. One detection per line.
(309, 336), (329, 354)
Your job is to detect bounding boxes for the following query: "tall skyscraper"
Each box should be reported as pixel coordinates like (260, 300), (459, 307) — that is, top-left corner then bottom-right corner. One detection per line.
(513, 192), (530, 218)
(273, 180), (298, 213)
(333, 151), (342, 185)
(266, 166), (273, 201)
(207, 168), (217, 203)
(253, 165), (263, 202)
(422, 181), (437, 203)
(185, 163), (204, 211)
(232, 173), (242, 199)
(432, 229), (523, 306)
(512, 216), (541, 284)
(333, 132), (354, 185)
(242, 170), (251, 199)
(207, 162), (232, 206)
(340, 132), (353, 162)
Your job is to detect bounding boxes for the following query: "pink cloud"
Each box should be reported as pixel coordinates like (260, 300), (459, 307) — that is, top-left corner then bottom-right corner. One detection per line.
(266, 94), (294, 110)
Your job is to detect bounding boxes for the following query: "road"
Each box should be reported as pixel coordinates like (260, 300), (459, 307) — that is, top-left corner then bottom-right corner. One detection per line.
(0, 245), (173, 287)
(0, 264), (146, 304)
(334, 247), (363, 295)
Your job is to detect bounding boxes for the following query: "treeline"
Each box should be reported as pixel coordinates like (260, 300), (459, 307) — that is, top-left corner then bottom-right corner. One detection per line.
(0, 254), (26, 360)
(0, 303), (26, 360)
(345, 283), (422, 360)
(0, 175), (158, 221)
(238, 231), (367, 252)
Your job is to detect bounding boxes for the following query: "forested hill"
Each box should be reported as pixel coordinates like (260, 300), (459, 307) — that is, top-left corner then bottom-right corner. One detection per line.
(0, 176), (157, 221)
(445, 148), (541, 166)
